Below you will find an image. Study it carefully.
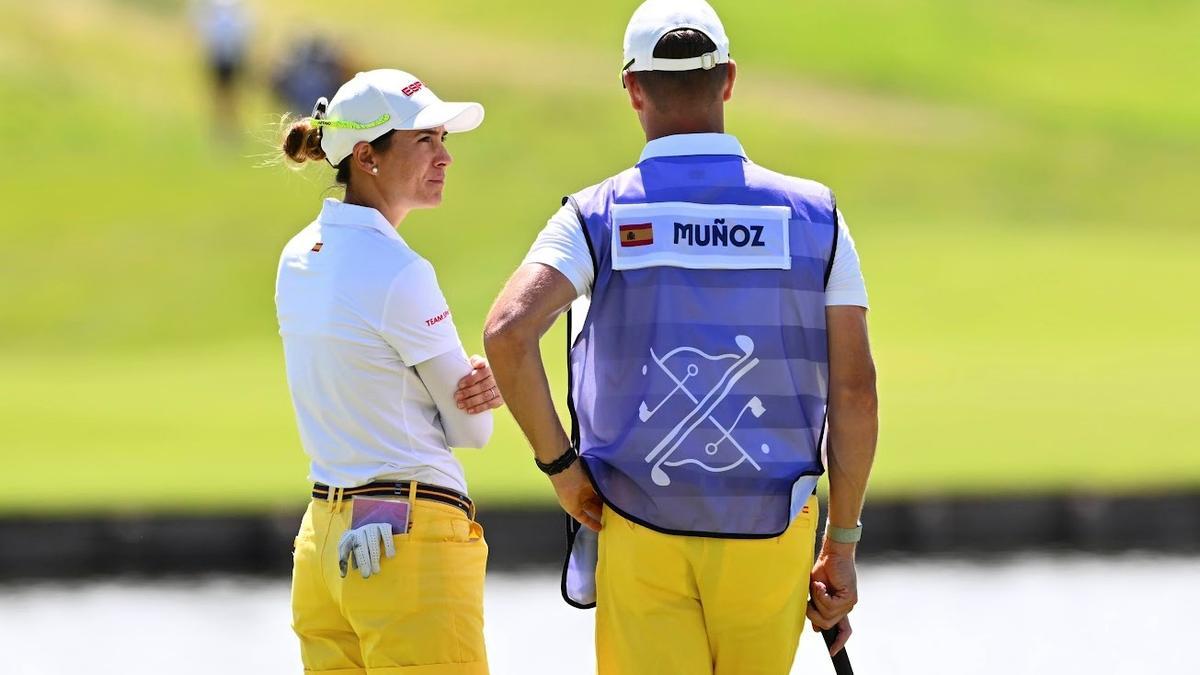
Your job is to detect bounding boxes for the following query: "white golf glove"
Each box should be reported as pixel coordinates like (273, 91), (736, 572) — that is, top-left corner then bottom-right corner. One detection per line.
(337, 523), (396, 579)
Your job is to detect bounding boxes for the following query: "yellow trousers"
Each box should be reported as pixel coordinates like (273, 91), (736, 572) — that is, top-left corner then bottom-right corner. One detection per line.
(596, 496), (819, 675)
(291, 497), (489, 675)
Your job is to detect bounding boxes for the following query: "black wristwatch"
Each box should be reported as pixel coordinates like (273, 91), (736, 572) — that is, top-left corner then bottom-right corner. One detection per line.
(536, 445), (579, 476)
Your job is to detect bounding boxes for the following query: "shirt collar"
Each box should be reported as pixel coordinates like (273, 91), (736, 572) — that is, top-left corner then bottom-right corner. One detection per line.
(638, 133), (748, 164)
(317, 198), (403, 243)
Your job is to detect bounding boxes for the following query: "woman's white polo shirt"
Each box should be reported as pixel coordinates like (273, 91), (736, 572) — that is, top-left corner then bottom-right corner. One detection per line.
(275, 198), (469, 492)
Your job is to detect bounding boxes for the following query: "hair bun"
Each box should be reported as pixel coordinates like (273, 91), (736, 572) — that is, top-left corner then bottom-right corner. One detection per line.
(282, 118), (326, 164)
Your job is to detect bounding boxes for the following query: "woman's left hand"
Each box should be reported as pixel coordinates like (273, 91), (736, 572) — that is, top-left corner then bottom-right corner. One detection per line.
(455, 355), (505, 414)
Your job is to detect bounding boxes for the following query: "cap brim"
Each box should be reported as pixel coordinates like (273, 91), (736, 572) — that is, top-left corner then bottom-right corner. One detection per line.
(403, 101), (485, 133)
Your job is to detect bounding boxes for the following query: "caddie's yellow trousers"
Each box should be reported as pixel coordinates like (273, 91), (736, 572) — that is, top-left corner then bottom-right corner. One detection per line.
(596, 495), (819, 675)
(291, 496), (489, 675)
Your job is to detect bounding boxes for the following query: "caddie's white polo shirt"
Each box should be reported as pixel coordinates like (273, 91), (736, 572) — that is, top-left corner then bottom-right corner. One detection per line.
(524, 133), (869, 308)
(275, 199), (469, 492)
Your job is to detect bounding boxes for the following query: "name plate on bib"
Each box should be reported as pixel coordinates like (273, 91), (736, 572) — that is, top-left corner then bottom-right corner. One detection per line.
(611, 202), (792, 271)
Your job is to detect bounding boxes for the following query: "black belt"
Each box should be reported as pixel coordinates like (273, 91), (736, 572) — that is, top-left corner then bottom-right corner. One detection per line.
(312, 481), (474, 518)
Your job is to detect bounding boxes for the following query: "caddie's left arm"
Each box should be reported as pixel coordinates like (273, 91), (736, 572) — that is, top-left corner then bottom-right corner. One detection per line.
(807, 305), (878, 654)
(483, 263), (603, 532)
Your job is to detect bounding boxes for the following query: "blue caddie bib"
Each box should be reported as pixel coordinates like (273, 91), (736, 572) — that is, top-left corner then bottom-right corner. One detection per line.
(561, 147), (838, 607)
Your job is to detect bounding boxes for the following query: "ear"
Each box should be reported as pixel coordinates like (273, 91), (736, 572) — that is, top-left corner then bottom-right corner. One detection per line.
(722, 59), (737, 102)
(350, 141), (376, 176)
(624, 71), (646, 112)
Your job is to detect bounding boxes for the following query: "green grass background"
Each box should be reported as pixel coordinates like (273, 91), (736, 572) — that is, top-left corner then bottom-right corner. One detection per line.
(1, 0), (1197, 512)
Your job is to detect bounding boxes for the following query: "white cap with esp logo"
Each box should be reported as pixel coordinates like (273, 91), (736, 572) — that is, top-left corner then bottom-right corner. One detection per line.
(623, 0), (730, 73)
(315, 69), (484, 166)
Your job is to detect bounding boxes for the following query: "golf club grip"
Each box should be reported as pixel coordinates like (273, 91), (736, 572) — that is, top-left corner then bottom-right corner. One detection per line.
(821, 627), (854, 675)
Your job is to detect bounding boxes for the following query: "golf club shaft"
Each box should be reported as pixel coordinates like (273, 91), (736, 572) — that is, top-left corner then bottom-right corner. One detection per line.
(821, 627), (854, 675)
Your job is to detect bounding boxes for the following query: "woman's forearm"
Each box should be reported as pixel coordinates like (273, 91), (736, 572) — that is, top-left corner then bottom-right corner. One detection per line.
(416, 348), (494, 448)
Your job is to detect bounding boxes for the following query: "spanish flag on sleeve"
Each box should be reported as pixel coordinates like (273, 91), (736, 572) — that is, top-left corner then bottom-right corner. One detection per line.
(619, 223), (653, 247)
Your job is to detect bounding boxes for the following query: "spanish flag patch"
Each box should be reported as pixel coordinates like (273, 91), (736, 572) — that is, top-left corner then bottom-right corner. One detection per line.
(619, 223), (653, 247)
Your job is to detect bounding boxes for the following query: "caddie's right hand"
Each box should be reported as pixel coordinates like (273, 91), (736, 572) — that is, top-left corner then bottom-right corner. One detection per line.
(550, 461), (603, 533)
(337, 523), (396, 579)
(806, 540), (859, 639)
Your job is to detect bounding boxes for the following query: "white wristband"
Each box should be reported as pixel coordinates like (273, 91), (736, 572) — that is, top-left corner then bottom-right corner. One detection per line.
(826, 522), (863, 544)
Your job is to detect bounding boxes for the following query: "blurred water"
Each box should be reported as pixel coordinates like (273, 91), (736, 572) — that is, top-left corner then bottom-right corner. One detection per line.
(0, 555), (1195, 674)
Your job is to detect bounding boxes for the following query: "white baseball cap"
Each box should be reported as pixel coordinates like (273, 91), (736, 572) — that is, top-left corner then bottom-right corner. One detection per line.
(314, 69), (484, 166)
(622, 0), (730, 74)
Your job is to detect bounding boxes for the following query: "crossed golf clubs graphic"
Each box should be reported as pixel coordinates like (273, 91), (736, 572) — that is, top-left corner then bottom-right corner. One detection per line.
(639, 335), (771, 487)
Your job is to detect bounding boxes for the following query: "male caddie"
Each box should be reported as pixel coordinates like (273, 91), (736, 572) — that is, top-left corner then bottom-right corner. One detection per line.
(485, 1), (878, 672)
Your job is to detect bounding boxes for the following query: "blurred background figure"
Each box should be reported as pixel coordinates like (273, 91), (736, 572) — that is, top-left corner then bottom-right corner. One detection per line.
(191, 0), (252, 142)
(271, 34), (354, 116)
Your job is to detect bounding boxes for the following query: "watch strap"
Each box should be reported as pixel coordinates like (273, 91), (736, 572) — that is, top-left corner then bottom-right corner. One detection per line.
(536, 445), (579, 476)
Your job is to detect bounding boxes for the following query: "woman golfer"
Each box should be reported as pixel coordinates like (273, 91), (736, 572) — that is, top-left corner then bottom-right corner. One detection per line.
(276, 69), (500, 675)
